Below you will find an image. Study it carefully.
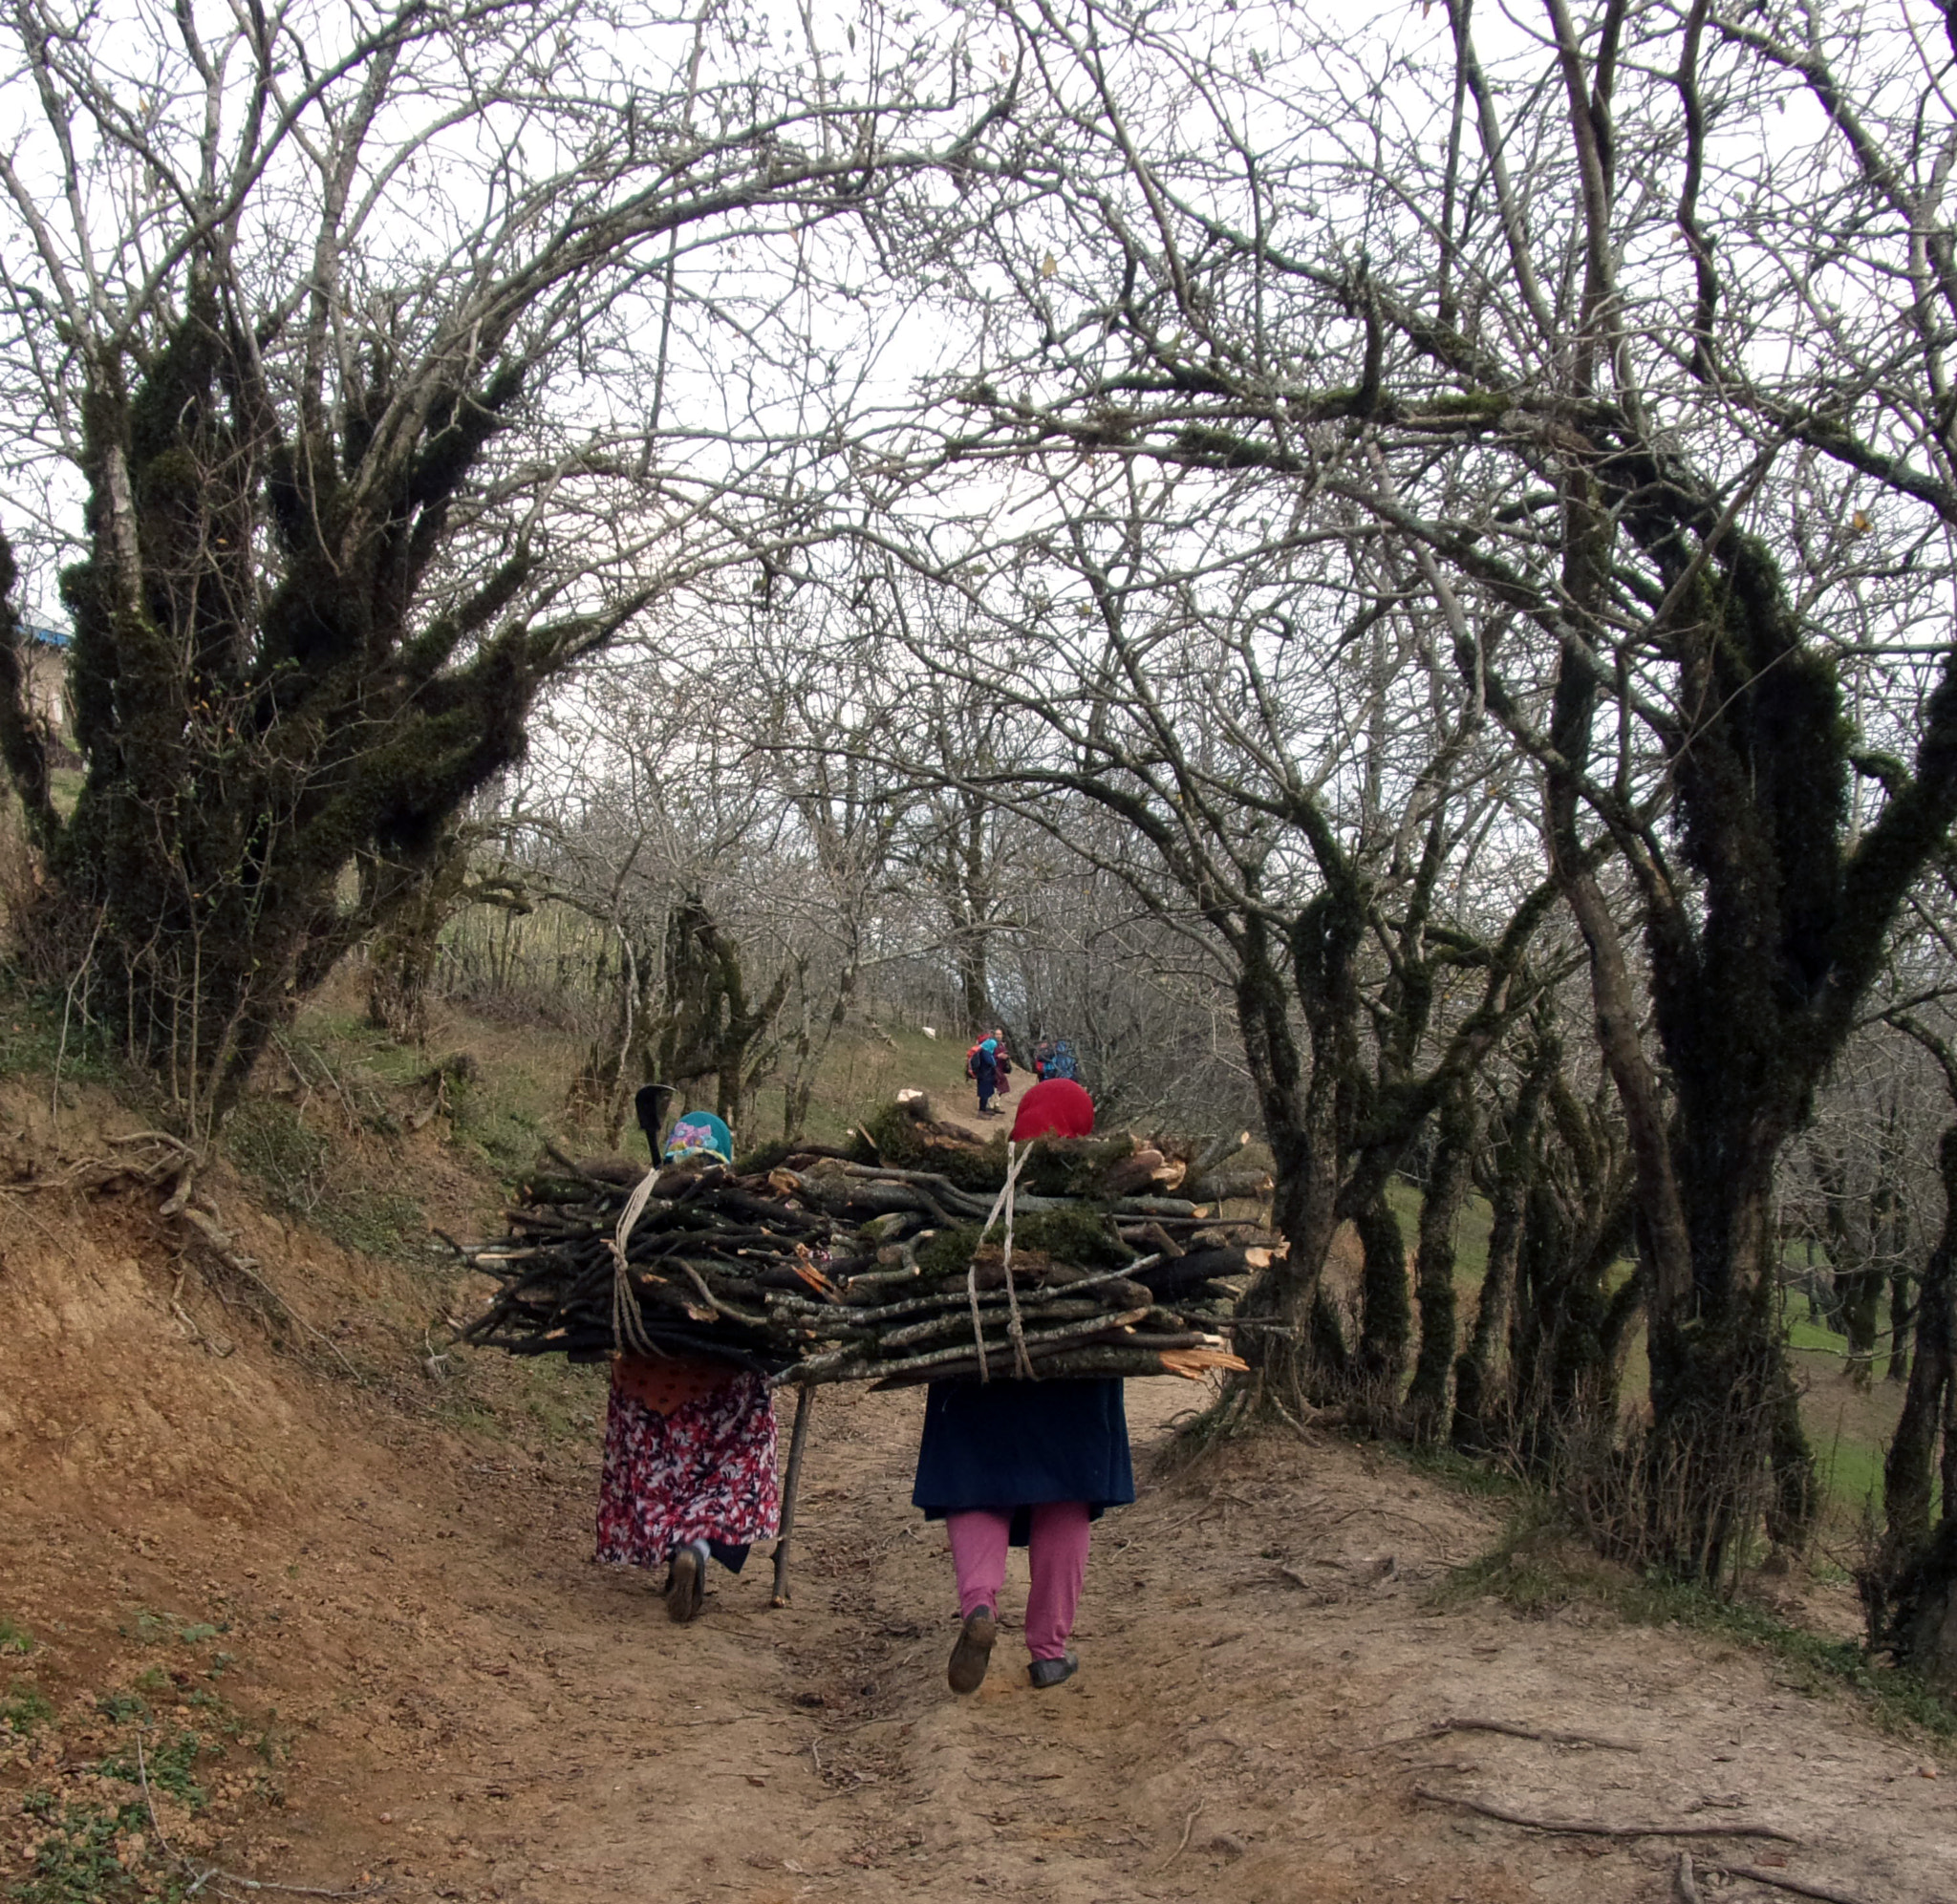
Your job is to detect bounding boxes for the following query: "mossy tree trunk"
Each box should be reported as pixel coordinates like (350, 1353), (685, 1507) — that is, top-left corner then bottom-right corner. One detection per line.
(653, 897), (791, 1137)
(1221, 827), (1558, 1415)
(1863, 1026), (1957, 1678)
(1813, 1138), (1889, 1391)
(1452, 1013), (1559, 1452)
(365, 837), (530, 1044)
(1405, 1080), (1478, 1443)
(1353, 1189), (1409, 1406)
(1862, 1127), (1957, 1680)
(0, 2), (993, 1139)
(1538, 497), (1957, 1573)
(0, 298), (552, 1133)
(1498, 1074), (1638, 1480)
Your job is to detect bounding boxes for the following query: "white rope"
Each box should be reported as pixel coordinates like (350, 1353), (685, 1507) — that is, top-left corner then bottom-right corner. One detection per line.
(610, 1166), (666, 1359)
(967, 1141), (1036, 1380)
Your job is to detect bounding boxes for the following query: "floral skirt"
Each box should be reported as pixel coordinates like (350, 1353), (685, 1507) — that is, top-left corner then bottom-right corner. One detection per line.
(594, 1370), (780, 1570)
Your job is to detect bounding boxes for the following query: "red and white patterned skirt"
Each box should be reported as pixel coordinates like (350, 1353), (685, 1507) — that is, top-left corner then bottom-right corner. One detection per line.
(593, 1370), (780, 1569)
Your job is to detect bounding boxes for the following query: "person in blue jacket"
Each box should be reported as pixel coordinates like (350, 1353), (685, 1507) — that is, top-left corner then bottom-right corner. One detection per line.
(966, 1037), (1002, 1118)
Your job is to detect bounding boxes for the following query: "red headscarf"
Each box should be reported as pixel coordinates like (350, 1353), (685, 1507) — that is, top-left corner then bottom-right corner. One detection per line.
(1011, 1078), (1095, 1142)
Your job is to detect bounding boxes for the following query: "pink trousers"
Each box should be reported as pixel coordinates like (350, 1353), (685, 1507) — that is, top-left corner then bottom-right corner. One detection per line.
(945, 1503), (1092, 1661)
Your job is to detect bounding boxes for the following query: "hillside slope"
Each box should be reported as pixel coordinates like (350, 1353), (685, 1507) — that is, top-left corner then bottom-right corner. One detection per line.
(2, 1066), (1952, 1904)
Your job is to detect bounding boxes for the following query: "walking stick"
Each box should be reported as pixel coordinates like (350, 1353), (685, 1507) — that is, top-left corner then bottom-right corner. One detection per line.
(770, 1383), (816, 1607)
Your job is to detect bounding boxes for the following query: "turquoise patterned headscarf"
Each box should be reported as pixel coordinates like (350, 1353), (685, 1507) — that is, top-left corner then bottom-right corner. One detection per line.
(662, 1110), (734, 1166)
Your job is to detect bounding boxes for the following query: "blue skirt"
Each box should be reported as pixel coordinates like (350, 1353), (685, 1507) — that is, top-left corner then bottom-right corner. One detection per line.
(912, 1377), (1135, 1544)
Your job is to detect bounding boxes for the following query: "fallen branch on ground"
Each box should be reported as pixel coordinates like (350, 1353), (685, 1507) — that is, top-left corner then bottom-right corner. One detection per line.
(138, 1737), (385, 1900)
(1697, 1863), (1874, 1904)
(174, 1204), (363, 1381)
(1412, 1786), (1799, 1843)
(1436, 1716), (1643, 1752)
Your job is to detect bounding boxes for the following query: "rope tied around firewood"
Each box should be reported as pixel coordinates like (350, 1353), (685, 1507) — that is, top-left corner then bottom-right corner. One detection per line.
(609, 1166), (665, 1360)
(968, 1141), (1036, 1380)
(461, 1139), (1254, 1385)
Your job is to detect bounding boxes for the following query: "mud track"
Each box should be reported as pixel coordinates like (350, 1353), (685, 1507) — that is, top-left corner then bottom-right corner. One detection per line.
(261, 1383), (1951, 1904)
(4, 1137), (1951, 1904)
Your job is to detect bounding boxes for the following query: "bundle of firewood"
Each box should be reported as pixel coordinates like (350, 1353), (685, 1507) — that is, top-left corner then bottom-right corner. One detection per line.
(458, 1127), (1268, 1385)
(455, 1157), (849, 1373)
(764, 1235), (1256, 1387)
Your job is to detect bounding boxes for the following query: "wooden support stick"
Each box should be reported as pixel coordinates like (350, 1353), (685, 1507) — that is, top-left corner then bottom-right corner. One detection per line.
(770, 1384), (816, 1607)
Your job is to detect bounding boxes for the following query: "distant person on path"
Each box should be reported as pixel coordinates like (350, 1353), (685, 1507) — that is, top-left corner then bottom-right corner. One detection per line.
(913, 1081), (1133, 1694)
(991, 1028), (1015, 1100)
(595, 1107), (779, 1622)
(966, 1036), (1002, 1118)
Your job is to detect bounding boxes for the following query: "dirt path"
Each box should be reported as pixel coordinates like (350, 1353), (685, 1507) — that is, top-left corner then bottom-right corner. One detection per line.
(5, 1114), (1953, 1904)
(926, 1071), (1007, 1141)
(226, 1380), (1946, 1904)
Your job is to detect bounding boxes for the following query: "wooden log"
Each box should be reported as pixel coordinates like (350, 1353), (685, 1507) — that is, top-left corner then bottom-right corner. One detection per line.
(866, 1339), (1239, 1389)
(1191, 1129), (1251, 1176)
(1109, 1195), (1203, 1218)
(1188, 1166), (1276, 1202)
(1101, 1148), (1173, 1196)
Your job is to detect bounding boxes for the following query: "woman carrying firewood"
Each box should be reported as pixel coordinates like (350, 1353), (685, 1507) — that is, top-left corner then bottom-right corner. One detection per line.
(594, 1108), (780, 1622)
(912, 1082), (1133, 1693)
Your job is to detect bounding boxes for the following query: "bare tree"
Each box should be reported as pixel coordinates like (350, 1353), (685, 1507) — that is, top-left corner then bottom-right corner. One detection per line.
(874, 0), (1957, 1570)
(826, 467), (1557, 1415)
(0, 0), (1002, 1131)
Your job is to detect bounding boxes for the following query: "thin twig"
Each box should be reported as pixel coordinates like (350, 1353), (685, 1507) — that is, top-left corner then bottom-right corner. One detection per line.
(1698, 1864), (1873, 1904)
(1437, 1715), (1644, 1753)
(51, 903), (107, 1132)
(1412, 1786), (1799, 1843)
(0, 1187), (79, 1252)
(174, 1206), (362, 1380)
(1150, 1801), (1203, 1873)
(1672, 1851), (1700, 1904)
(140, 1738), (386, 1900)
(201, 1872), (388, 1898)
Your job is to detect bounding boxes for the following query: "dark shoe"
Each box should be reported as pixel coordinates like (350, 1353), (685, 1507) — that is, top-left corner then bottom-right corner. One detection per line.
(947, 1606), (997, 1694)
(665, 1546), (703, 1624)
(1027, 1651), (1078, 1689)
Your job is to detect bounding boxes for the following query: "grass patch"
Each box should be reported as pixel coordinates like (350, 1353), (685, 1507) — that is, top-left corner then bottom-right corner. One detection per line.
(5, 1653), (284, 1904)
(2, 1683), (54, 1735)
(0, 1622), (33, 1658)
(0, 967), (123, 1094)
(429, 1349), (606, 1448)
(1398, 1441), (1529, 1500)
(11, 1722), (213, 1904)
(224, 1099), (426, 1259)
(11, 1789), (170, 1904)
(118, 1612), (227, 1649)
(1439, 1506), (1957, 1745)
(447, 1076), (551, 1176)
